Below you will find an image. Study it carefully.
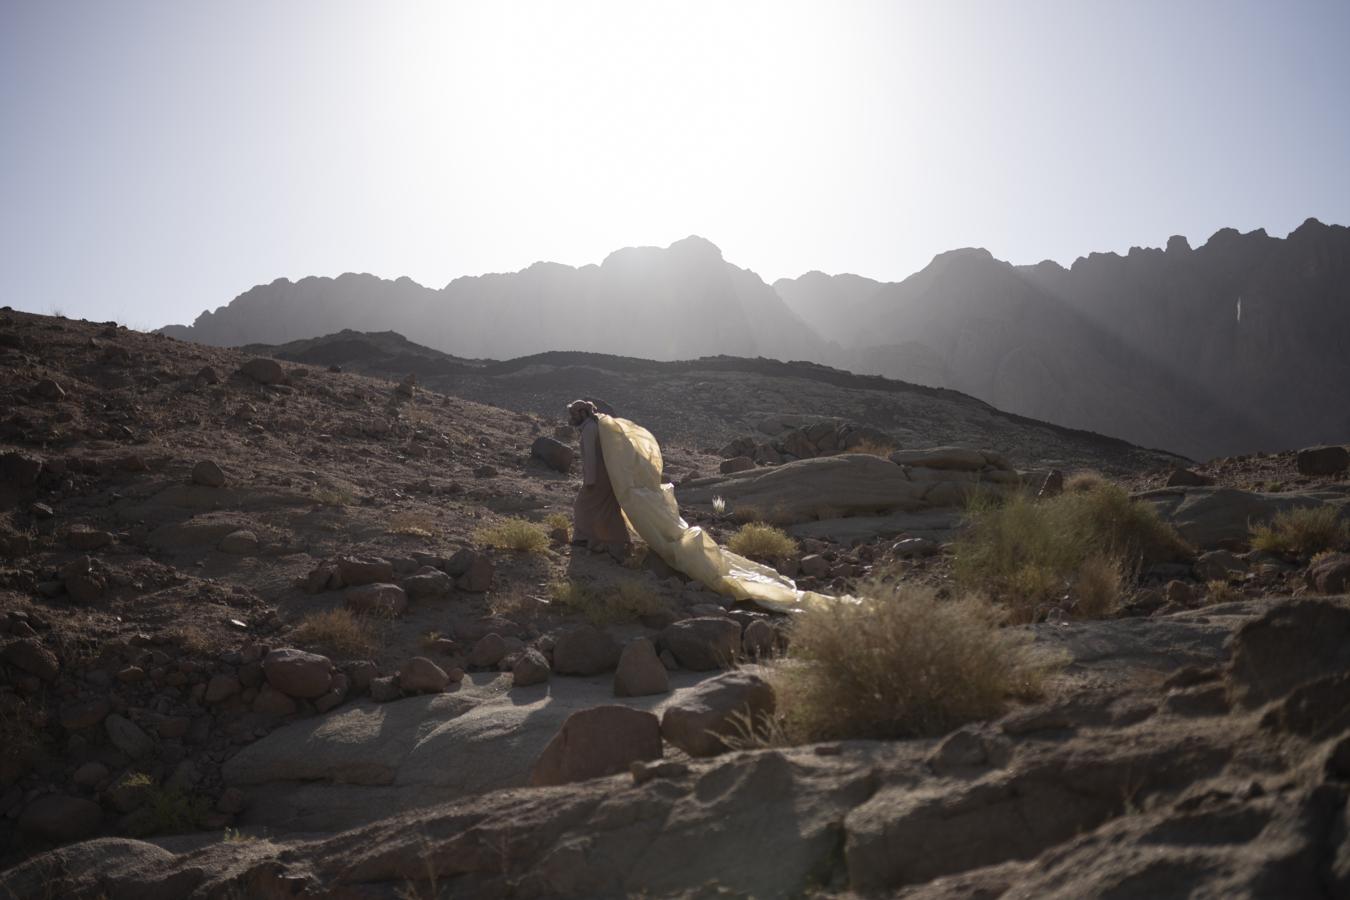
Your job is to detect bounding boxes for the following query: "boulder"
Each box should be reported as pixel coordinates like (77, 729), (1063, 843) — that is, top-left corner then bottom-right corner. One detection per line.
(104, 714), (155, 759)
(33, 378), (66, 401)
(239, 357), (286, 385)
(403, 568), (453, 600)
(204, 674), (242, 704)
(552, 625), (621, 675)
(253, 685), (298, 716)
(613, 638), (670, 697)
(1194, 549), (1246, 582)
(66, 527), (112, 551)
(742, 619), (776, 658)
(1307, 553), (1350, 594)
(1, 638), (59, 682)
(512, 648), (551, 687)
(799, 554), (831, 578)
(660, 617), (742, 671)
(529, 705), (662, 786)
(1228, 598), (1350, 708)
(191, 460), (226, 487)
(719, 456), (755, 475)
(262, 648), (334, 699)
(531, 436), (575, 473)
(218, 529), (259, 555)
(661, 671), (776, 757)
(60, 699), (110, 730)
(456, 554), (494, 593)
(18, 794), (102, 842)
(369, 676), (403, 702)
(889, 447), (997, 472)
(1297, 445), (1350, 476)
(345, 583), (408, 618)
(1165, 467), (1214, 487)
(337, 555), (395, 586)
(399, 657), (450, 694)
(468, 633), (508, 669)
(1139, 487), (1324, 549)
(680, 454), (927, 523)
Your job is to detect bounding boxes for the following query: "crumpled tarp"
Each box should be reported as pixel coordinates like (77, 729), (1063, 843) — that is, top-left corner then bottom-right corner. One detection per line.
(597, 413), (836, 613)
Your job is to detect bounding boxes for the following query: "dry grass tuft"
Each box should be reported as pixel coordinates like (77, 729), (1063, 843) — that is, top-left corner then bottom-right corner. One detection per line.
(475, 518), (550, 553)
(313, 487), (356, 508)
(1064, 471), (1108, 494)
(727, 522), (797, 561)
(292, 608), (381, 658)
(849, 439), (896, 457)
(1205, 580), (1242, 604)
(388, 510), (437, 538)
(550, 578), (671, 625)
(769, 584), (1048, 741)
(955, 482), (1190, 623)
(164, 624), (214, 657)
(545, 512), (572, 541)
(1250, 506), (1348, 558)
(1070, 554), (1126, 619)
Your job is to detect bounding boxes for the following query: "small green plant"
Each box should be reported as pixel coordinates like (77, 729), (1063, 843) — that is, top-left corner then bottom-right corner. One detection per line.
(475, 517), (550, 553)
(138, 786), (211, 835)
(769, 584), (1048, 742)
(1250, 506), (1348, 558)
(292, 608), (381, 657)
(223, 826), (259, 843)
(727, 522), (797, 561)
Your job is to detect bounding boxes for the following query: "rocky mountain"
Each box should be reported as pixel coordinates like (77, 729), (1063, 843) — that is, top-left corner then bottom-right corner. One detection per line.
(249, 330), (1185, 474)
(163, 236), (827, 364)
(777, 219), (1350, 460)
(4, 309), (1350, 897)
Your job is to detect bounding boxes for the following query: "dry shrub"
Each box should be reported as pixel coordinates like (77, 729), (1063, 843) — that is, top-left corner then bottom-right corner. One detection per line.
(488, 586), (550, 623)
(770, 584), (1047, 741)
(849, 439), (896, 457)
(1065, 471), (1108, 493)
(727, 522), (797, 561)
(388, 510), (436, 538)
(313, 487), (355, 507)
(1070, 554), (1125, 619)
(292, 608), (381, 658)
(475, 517), (550, 553)
(1205, 580), (1242, 605)
(955, 482), (1190, 623)
(1250, 506), (1348, 558)
(550, 578), (671, 625)
(545, 512), (572, 540)
(164, 624), (213, 657)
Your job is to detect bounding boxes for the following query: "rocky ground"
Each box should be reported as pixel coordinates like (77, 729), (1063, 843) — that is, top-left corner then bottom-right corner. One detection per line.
(3, 309), (1350, 898)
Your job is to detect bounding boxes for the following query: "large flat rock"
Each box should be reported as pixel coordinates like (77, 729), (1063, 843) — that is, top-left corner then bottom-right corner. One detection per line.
(1137, 486), (1350, 549)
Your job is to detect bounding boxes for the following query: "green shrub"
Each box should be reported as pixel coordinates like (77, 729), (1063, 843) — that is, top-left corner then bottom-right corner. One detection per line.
(769, 584), (1047, 741)
(475, 517), (550, 553)
(1250, 506), (1348, 558)
(727, 522), (797, 561)
(955, 481), (1190, 622)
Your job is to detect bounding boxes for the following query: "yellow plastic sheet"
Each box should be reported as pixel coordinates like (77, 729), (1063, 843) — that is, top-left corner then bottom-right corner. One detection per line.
(597, 414), (836, 613)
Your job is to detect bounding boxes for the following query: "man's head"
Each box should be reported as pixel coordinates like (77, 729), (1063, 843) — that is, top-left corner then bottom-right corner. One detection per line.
(567, 399), (596, 426)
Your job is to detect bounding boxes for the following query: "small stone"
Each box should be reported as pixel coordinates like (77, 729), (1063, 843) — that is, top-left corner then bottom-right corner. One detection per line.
(468, 633), (508, 668)
(614, 638), (670, 697)
(33, 378), (66, 401)
(399, 657), (450, 693)
(204, 674), (242, 704)
(105, 713), (156, 759)
(18, 794), (101, 842)
(252, 684), (298, 716)
(218, 530), (259, 555)
(742, 619), (776, 659)
(191, 460), (227, 487)
(529, 706), (662, 787)
(799, 554), (831, 578)
(719, 456), (755, 475)
(60, 698), (110, 730)
(552, 625), (621, 675)
(403, 568), (453, 600)
(531, 436), (575, 473)
(337, 555), (395, 586)
(456, 555), (494, 593)
(631, 759), (690, 785)
(660, 617), (742, 671)
(369, 675), (402, 702)
(660, 671), (776, 757)
(239, 357), (286, 385)
(72, 761), (109, 789)
(66, 527), (113, 551)
(512, 648), (551, 687)
(345, 583), (408, 618)
(262, 648), (334, 699)
(2, 638), (60, 682)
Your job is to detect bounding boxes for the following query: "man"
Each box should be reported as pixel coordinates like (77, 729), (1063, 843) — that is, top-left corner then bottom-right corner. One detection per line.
(568, 399), (632, 559)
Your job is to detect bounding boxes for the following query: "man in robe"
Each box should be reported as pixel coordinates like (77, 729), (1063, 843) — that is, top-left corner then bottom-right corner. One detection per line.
(568, 399), (632, 559)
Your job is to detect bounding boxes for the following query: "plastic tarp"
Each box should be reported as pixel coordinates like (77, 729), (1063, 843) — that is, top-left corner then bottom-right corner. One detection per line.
(597, 414), (836, 613)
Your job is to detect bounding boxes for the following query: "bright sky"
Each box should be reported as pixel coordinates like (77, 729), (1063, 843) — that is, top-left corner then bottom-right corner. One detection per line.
(3, 1), (1349, 328)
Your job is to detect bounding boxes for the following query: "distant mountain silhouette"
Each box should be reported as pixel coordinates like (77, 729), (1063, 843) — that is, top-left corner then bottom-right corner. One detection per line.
(776, 219), (1350, 460)
(163, 223), (1350, 459)
(163, 236), (826, 364)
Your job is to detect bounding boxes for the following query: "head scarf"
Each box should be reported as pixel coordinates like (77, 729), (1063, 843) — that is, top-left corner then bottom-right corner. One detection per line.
(568, 399), (597, 420)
